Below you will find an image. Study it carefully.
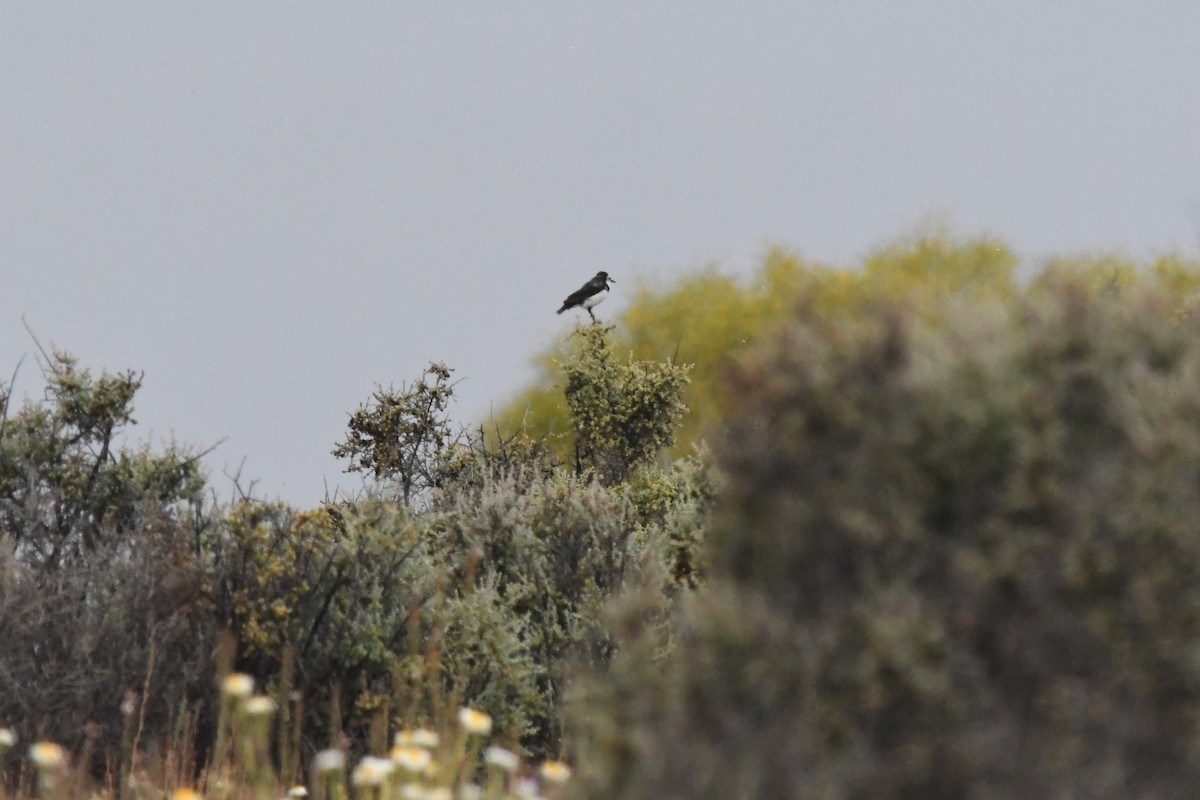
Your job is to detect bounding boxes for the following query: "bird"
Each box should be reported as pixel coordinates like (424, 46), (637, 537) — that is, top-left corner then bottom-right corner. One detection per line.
(556, 271), (615, 322)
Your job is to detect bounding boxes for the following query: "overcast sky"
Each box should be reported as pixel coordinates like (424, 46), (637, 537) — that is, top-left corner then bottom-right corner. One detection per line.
(3, 3), (1199, 505)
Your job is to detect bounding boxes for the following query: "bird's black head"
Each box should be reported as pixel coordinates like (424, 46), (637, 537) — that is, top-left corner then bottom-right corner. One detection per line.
(597, 270), (614, 284)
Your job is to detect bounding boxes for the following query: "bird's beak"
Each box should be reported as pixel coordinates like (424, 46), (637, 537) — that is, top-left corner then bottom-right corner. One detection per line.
(608, 276), (616, 283)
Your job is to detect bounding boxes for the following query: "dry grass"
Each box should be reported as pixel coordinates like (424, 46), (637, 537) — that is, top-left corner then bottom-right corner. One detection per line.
(1, 672), (573, 800)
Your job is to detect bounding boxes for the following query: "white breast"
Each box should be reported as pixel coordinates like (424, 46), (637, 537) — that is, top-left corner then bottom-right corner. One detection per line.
(583, 287), (609, 309)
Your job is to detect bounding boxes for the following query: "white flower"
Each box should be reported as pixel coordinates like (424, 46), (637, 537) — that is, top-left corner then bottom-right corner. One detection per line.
(457, 785), (482, 800)
(29, 742), (65, 768)
(221, 673), (254, 698)
(243, 695), (277, 717)
(29, 742), (66, 769)
(351, 756), (394, 787)
(484, 746), (519, 772)
(313, 749), (346, 774)
(538, 760), (571, 784)
(394, 728), (440, 749)
(513, 777), (541, 799)
(390, 745), (432, 773)
(457, 708), (492, 736)
(287, 786), (309, 799)
(0, 728), (16, 748)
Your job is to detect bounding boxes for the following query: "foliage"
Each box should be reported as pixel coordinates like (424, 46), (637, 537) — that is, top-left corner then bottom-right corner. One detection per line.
(0, 351), (206, 568)
(204, 500), (432, 739)
(0, 352), (213, 760)
(24, 229), (1198, 797)
(571, 259), (1200, 798)
(332, 363), (456, 505)
(492, 231), (1021, 462)
(423, 469), (651, 753)
(563, 325), (690, 485)
(199, 337), (699, 760)
(625, 448), (718, 589)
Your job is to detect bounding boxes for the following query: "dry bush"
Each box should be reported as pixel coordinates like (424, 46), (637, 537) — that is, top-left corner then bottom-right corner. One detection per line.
(0, 354), (214, 774)
(0, 509), (214, 768)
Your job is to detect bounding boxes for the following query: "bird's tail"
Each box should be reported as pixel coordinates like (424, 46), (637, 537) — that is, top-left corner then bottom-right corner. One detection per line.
(556, 306), (566, 314)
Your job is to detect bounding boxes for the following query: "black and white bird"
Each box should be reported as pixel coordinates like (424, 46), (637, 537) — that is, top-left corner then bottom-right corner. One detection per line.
(556, 271), (615, 322)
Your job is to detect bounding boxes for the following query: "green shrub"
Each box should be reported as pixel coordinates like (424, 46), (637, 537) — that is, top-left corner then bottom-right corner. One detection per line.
(0, 352), (212, 763)
(207, 432), (697, 760)
(574, 265), (1200, 798)
(563, 325), (690, 485)
(0, 319), (705, 777)
(0, 352), (206, 566)
(424, 470), (646, 754)
(625, 449), (718, 589)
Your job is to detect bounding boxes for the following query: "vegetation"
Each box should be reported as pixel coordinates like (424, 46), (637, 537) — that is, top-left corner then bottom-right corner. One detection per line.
(0, 351), (213, 765)
(4, 231), (1200, 799)
(493, 231), (1021, 460)
(0, 316), (699, 799)
(332, 362), (456, 506)
(570, 243), (1200, 798)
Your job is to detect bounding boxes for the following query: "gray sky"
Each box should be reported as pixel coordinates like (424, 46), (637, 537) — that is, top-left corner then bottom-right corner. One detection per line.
(3, 3), (1199, 505)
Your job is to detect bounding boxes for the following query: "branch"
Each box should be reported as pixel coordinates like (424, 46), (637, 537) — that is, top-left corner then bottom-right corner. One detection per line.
(0, 354), (26, 444)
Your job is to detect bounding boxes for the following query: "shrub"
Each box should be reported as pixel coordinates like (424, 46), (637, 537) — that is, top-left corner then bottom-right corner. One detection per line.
(202, 499), (435, 755)
(573, 265), (1200, 798)
(424, 470), (647, 754)
(203, 454), (690, 761)
(495, 233), (1022, 466)
(0, 351), (206, 567)
(332, 363), (457, 506)
(0, 352), (212, 765)
(562, 325), (690, 485)
(0, 320), (704, 777)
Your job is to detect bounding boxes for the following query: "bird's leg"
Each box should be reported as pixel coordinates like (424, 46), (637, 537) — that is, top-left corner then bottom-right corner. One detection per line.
(588, 308), (597, 323)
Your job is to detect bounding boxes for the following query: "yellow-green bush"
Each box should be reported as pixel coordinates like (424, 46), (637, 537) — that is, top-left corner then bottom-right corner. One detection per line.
(494, 232), (1021, 463)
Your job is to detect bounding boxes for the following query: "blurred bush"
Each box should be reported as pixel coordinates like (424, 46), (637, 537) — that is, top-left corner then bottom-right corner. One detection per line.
(572, 257), (1200, 798)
